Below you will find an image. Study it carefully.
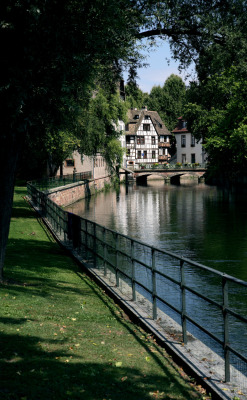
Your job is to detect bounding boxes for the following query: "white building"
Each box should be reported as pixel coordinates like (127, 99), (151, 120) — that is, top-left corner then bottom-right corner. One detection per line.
(125, 108), (171, 167)
(172, 117), (206, 164)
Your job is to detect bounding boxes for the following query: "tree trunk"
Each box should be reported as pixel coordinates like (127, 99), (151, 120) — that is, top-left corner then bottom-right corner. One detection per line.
(0, 133), (21, 282)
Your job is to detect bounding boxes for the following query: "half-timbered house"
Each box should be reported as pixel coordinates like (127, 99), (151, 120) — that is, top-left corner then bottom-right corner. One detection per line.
(125, 108), (171, 167)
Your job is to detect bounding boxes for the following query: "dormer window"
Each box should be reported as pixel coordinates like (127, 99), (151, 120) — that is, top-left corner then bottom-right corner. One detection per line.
(135, 114), (139, 119)
(145, 115), (150, 120)
(143, 123), (150, 131)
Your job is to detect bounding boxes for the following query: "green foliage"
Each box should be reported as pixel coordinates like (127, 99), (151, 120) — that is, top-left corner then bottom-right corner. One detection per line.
(103, 138), (124, 171)
(1, 0), (144, 179)
(79, 89), (127, 164)
(185, 67), (247, 181)
(2, 0), (247, 277)
(125, 75), (186, 134)
(125, 84), (149, 109)
(147, 75), (186, 131)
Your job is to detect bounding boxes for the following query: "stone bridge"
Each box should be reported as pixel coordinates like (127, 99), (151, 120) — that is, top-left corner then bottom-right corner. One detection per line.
(120, 167), (206, 184)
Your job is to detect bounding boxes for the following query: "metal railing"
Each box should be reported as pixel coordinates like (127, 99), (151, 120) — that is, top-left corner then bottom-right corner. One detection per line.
(126, 163), (207, 171)
(29, 171), (92, 191)
(27, 181), (247, 386)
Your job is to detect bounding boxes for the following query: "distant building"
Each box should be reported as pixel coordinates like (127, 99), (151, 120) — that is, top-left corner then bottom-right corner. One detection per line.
(124, 107), (172, 167)
(58, 152), (109, 180)
(172, 117), (206, 164)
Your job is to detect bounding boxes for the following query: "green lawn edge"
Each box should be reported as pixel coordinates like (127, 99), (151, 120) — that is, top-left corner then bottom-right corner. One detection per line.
(0, 186), (207, 400)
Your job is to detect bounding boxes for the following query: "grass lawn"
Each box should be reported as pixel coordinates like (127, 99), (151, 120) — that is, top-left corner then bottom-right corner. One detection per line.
(0, 186), (207, 400)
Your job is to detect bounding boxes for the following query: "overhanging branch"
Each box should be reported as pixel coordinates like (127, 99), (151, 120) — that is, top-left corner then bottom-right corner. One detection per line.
(138, 27), (203, 39)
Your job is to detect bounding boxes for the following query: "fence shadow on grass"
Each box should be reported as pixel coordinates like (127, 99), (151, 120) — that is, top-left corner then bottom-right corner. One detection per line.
(0, 327), (201, 400)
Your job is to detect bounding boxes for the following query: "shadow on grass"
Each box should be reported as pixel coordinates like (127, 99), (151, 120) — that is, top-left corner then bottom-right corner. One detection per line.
(0, 328), (199, 400)
(11, 207), (36, 220)
(4, 237), (93, 299)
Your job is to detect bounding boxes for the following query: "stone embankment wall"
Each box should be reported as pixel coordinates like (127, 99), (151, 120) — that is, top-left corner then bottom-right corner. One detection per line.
(48, 176), (111, 207)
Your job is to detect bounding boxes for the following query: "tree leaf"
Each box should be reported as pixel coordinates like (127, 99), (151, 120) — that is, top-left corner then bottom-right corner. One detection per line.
(115, 361), (122, 367)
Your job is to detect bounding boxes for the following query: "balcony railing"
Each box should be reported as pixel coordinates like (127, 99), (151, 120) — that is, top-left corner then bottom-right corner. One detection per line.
(158, 142), (170, 147)
(158, 155), (169, 161)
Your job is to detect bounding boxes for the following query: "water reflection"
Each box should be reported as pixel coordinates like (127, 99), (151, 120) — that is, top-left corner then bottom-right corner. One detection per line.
(66, 181), (247, 282)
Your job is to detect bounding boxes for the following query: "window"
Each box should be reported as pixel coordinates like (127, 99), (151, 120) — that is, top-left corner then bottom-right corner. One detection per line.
(145, 115), (150, 120)
(166, 135), (170, 143)
(191, 135), (195, 147)
(125, 124), (129, 131)
(191, 154), (196, 163)
(143, 124), (150, 131)
(151, 136), (155, 145)
(126, 149), (130, 156)
(137, 150), (141, 159)
(126, 136), (130, 144)
(160, 135), (164, 142)
(137, 136), (145, 145)
(143, 151), (147, 159)
(135, 114), (139, 119)
(152, 151), (156, 159)
(182, 121), (187, 129)
(181, 135), (186, 147)
(182, 154), (186, 164)
(66, 159), (75, 167)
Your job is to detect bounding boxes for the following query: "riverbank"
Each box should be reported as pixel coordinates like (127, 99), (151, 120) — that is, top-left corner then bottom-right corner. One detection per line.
(0, 186), (206, 400)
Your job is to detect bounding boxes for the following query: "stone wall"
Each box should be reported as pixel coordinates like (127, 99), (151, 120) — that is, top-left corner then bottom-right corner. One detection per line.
(48, 176), (111, 207)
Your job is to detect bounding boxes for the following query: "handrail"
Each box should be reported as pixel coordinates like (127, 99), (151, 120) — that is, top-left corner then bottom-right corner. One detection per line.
(129, 163), (207, 171)
(28, 171), (92, 191)
(27, 181), (247, 386)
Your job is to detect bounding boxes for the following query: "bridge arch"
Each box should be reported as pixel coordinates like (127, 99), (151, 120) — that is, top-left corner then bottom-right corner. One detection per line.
(134, 170), (205, 184)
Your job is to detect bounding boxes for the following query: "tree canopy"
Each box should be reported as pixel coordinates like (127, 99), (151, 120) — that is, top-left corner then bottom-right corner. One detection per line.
(147, 74), (186, 131)
(185, 66), (247, 182)
(1, 0), (247, 279)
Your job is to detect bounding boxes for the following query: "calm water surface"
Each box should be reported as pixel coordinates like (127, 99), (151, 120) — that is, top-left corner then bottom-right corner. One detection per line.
(66, 180), (247, 282)
(66, 180), (247, 364)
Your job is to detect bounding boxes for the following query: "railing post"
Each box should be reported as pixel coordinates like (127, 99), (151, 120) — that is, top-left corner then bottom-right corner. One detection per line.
(85, 220), (88, 259)
(180, 259), (187, 344)
(152, 248), (157, 320)
(222, 274), (230, 382)
(103, 227), (107, 277)
(93, 222), (97, 268)
(64, 212), (68, 242)
(131, 240), (136, 301)
(115, 233), (119, 287)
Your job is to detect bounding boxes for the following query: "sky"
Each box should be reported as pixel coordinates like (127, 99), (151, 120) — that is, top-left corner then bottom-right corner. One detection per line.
(123, 39), (194, 93)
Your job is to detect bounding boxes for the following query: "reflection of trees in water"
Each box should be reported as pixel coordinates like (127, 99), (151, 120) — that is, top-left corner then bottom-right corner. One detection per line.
(65, 183), (247, 281)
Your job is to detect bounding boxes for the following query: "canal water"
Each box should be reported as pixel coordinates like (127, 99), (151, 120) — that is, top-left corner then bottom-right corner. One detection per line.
(66, 180), (247, 282)
(66, 180), (247, 373)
